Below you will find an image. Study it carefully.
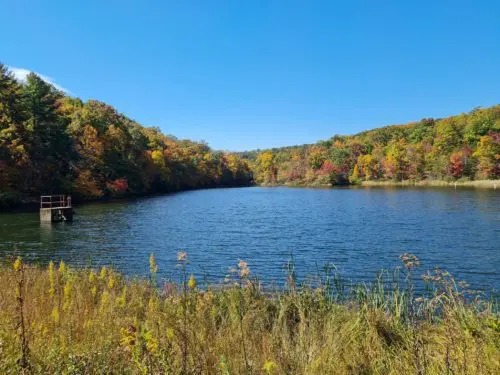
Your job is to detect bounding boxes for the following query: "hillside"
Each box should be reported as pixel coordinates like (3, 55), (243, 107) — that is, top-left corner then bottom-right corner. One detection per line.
(2, 62), (499, 211)
(0, 64), (252, 208)
(244, 106), (500, 186)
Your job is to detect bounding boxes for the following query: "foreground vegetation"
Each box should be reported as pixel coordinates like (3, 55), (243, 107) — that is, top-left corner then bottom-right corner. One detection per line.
(0, 254), (498, 374)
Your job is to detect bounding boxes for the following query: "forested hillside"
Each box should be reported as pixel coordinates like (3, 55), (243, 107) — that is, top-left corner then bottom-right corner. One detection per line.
(1, 63), (499, 209)
(247, 106), (500, 185)
(0, 64), (252, 208)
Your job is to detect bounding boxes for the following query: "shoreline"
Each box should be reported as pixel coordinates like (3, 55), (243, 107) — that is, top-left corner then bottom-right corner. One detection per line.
(257, 179), (500, 189)
(361, 179), (499, 189)
(0, 183), (255, 213)
(1, 179), (498, 213)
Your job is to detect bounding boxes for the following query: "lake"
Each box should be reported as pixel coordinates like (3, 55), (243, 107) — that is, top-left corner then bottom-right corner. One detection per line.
(0, 187), (499, 292)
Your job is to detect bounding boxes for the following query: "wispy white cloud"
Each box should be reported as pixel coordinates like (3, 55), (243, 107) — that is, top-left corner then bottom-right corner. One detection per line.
(8, 66), (72, 94)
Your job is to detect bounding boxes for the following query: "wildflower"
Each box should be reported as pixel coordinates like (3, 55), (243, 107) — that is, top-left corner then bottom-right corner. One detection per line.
(263, 360), (277, 373)
(240, 267), (250, 278)
(149, 253), (158, 274)
(145, 330), (158, 353)
(177, 251), (187, 262)
(188, 274), (197, 290)
(120, 326), (136, 348)
(88, 270), (96, 283)
(48, 261), (55, 296)
(100, 290), (110, 311)
(117, 287), (127, 307)
(13, 257), (22, 272)
(400, 253), (420, 269)
(148, 297), (159, 312)
(108, 275), (116, 289)
(166, 327), (175, 339)
(58, 261), (66, 274)
(99, 266), (107, 280)
(63, 280), (72, 311)
(91, 286), (97, 298)
(238, 259), (250, 278)
(52, 307), (60, 324)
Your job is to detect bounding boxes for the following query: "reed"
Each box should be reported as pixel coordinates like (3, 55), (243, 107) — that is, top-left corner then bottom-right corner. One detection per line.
(0, 254), (498, 374)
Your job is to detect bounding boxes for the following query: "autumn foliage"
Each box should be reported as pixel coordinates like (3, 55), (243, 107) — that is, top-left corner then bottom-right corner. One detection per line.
(246, 107), (500, 185)
(0, 64), (252, 205)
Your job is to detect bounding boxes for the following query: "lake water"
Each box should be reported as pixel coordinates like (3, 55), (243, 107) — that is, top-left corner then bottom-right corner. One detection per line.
(0, 187), (499, 292)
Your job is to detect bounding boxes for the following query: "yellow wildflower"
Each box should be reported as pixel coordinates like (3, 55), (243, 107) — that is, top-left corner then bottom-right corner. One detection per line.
(88, 270), (96, 283)
(13, 257), (22, 272)
(120, 327), (136, 348)
(263, 360), (277, 373)
(52, 307), (60, 324)
(117, 287), (127, 307)
(58, 261), (66, 274)
(108, 275), (116, 289)
(91, 286), (97, 297)
(188, 274), (197, 290)
(48, 261), (55, 296)
(166, 327), (175, 339)
(149, 253), (158, 273)
(144, 330), (158, 353)
(100, 290), (109, 311)
(99, 266), (107, 280)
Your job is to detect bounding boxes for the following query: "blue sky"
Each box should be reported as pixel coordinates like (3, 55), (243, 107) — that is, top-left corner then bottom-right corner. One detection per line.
(1, 1), (499, 151)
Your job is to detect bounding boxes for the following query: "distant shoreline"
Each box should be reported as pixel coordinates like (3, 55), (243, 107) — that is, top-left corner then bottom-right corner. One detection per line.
(2, 180), (498, 213)
(361, 179), (499, 189)
(258, 179), (500, 189)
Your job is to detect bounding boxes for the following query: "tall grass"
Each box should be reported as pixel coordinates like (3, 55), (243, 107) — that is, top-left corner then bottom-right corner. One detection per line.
(0, 253), (498, 374)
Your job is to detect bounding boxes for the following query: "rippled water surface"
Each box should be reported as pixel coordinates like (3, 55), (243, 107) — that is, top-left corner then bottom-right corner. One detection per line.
(1, 187), (499, 291)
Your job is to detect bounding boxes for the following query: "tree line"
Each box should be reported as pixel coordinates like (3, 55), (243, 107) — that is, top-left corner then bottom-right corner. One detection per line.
(2, 62), (499, 209)
(0, 64), (252, 207)
(246, 105), (500, 185)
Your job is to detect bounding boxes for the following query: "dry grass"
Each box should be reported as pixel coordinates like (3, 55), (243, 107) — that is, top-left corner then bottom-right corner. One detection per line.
(0, 254), (498, 374)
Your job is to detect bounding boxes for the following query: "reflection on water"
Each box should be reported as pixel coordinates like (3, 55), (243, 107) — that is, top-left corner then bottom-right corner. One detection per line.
(0, 187), (499, 291)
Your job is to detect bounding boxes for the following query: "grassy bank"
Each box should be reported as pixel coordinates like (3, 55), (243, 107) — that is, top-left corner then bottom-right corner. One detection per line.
(0, 254), (498, 374)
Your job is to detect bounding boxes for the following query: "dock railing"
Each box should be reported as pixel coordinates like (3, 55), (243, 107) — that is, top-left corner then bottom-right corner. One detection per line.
(40, 195), (72, 209)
